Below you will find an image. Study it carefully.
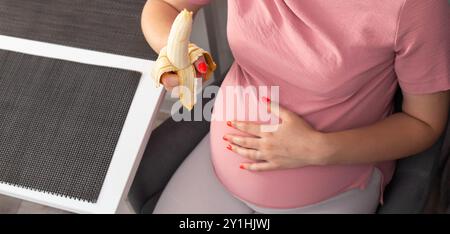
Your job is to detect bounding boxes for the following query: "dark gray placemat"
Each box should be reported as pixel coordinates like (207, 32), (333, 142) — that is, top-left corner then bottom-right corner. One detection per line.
(0, 0), (157, 60)
(0, 50), (141, 202)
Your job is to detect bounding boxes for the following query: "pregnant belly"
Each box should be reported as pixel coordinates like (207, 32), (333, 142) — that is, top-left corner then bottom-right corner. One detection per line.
(209, 83), (373, 209)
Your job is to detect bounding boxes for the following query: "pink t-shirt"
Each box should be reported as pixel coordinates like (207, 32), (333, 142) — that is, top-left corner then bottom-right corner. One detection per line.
(196, 0), (450, 208)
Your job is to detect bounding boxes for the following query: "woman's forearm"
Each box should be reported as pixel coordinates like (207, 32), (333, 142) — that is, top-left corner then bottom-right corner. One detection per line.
(319, 91), (449, 166)
(141, 0), (202, 53)
(322, 111), (446, 165)
(141, 0), (180, 53)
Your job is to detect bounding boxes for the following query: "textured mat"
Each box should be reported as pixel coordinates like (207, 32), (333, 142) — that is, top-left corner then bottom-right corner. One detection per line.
(0, 0), (157, 60)
(0, 50), (141, 202)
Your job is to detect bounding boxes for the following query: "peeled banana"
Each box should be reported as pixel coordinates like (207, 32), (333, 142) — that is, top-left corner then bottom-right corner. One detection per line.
(152, 9), (217, 110)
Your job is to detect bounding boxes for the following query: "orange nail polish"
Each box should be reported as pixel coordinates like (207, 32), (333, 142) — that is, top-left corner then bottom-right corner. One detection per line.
(226, 121), (232, 127)
(226, 144), (232, 151)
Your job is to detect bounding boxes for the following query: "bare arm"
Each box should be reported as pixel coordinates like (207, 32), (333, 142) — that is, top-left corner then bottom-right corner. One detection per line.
(141, 0), (203, 53)
(322, 90), (450, 165)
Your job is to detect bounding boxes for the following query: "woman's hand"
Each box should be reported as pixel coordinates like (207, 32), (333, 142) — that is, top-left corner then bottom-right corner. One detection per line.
(161, 56), (208, 91)
(224, 91), (449, 172)
(223, 98), (330, 172)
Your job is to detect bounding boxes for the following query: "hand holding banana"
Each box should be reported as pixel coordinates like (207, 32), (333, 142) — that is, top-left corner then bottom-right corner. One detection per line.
(152, 9), (217, 110)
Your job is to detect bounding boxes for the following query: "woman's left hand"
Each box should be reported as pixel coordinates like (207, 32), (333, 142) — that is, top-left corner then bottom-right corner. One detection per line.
(223, 98), (331, 171)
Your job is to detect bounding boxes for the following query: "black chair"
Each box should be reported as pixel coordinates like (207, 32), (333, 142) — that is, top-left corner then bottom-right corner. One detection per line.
(128, 2), (450, 214)
(377, 94), (449, 213)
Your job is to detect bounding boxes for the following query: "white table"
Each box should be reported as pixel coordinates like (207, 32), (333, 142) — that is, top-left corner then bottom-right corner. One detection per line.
(0, 35), (164, 214)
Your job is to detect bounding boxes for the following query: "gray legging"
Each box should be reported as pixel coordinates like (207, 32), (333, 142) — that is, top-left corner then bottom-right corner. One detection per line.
(154, 134), (382, 214)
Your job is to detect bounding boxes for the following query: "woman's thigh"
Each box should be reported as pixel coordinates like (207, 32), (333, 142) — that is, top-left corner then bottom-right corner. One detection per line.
(154, 132), (382, 214)
(153, 134), (254, 214)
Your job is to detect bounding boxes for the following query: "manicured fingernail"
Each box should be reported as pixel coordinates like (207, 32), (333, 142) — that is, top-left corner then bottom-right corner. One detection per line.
(239, 164), (245, 170)
(261, 96), (271, 103)
(226, 144), (232, 151)
(262, 96), (271, 113)
(226, 121), (232, 127)
(198, 62), (207, 73)
(223, 136), (228, 141)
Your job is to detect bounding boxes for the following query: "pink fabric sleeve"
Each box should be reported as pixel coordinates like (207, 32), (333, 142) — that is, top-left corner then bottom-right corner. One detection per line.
(394, 0), (450, 94)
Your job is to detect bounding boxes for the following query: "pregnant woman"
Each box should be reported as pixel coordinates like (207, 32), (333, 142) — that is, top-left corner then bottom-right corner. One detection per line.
(144, 0), (449, 213)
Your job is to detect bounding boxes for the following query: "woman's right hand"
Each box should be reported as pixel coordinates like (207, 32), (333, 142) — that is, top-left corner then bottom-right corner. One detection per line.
(161, 55), (208, 91)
